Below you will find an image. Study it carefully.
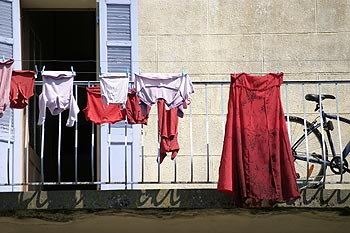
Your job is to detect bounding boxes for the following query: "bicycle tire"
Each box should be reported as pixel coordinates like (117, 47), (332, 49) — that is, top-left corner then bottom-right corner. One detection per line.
(285, 116), (327, 189)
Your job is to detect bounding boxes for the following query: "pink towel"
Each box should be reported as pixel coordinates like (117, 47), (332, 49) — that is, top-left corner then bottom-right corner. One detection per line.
(0, 59), (14, 117)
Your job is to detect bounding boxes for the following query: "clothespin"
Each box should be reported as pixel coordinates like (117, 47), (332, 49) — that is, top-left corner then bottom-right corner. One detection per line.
(34, 65), (39, 79)
(88, 80), (91, 89)
(139, 68), (142, 74)
(182, 68), (185, 77)
(71, 66), (75, 75)
(99, 66), (102, 76)
(277, 68), (280, 75)
(2, 55), (5, 62)
(126, 68), (129, 77)
(234, 68), (236, 75)
(41, 65), (45, 73)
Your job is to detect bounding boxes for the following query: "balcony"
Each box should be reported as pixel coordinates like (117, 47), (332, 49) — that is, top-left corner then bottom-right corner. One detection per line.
(0, 78), (350, 210)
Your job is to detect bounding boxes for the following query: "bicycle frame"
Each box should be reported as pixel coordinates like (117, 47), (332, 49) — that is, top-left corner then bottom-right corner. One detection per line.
(291, 108), (350, 167)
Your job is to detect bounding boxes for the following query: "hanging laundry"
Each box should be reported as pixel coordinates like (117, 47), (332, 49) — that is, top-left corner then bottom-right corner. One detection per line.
(157, 99), (179, 163)
(10, 70), (36, 109)
(218, 72), (300, 206)
(37, 71), (79, 127)
(0, 59), (14, 118)
(99, 73), (129, 105)
(134, 73), (194, 118)
(83, 86), (126, 125)
(126, 89), (150, 125)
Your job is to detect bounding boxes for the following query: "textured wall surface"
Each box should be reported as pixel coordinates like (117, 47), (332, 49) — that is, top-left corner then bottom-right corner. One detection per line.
(137, 0), (350, 187)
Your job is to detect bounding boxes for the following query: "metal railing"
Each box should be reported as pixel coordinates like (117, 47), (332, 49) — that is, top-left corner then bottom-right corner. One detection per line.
(1, 79), (350, 191)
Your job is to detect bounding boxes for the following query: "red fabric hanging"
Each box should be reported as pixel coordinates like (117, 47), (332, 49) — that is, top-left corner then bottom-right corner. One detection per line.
(83, 86), (126, 125)
(157, 99), (179, 163)
(10, 70), (36, 109)
(126, 89), (150, 125)
(218, 72), (300, 205)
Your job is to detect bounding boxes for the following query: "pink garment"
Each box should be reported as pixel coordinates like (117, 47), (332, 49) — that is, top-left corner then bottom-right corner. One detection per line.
(134, 73), (194, 117)
(0, 59), (14, 117)
(38, 71), (79, 127)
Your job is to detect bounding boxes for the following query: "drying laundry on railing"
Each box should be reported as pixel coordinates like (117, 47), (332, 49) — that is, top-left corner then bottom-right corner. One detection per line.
(134, 73), (194, 118)
(0, 59), (14, 118)
(37, 71), (79, 127)
(134, 72), (195, 163)
(99, 72), (129, 105)
(10, 70), (36, 109)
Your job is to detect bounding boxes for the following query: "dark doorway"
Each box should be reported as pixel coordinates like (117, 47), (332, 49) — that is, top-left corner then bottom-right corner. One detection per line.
(22, 11), (97, 190)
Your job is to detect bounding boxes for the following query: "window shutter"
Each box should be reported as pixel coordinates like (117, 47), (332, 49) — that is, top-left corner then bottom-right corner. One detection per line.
(106, 3), (132, 73)
(100, 0), (138, 73)
(0, 0), (14, 141)
(0, 0), (13, 57)
(99, 0), (140, 190)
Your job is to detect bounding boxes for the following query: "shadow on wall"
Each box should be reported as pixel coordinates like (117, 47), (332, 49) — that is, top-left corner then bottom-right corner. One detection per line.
(0, 188), (350, 211)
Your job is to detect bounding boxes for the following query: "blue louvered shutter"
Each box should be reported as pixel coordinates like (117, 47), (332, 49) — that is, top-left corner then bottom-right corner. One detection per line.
(99, 0), (139, 190)
(0, 0), (14, 144)
(0, 0), (21, 192)
(0, 0), (13, 58)
(106, 2), (132, 72)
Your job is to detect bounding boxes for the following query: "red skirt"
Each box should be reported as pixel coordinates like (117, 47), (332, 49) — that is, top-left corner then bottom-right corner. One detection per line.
(218, 73), (300, 204)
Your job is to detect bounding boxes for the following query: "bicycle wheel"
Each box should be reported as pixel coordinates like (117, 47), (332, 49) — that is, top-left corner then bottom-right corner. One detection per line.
(285, 116), (327, 188)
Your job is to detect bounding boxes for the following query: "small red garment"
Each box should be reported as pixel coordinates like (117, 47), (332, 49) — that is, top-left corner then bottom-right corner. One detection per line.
(126, 89), (150, 124)
(157, 99), (179, 163)
(10, 70), (36, 109)
(83, 86), (126, 124)
(218, 72), (300, 204)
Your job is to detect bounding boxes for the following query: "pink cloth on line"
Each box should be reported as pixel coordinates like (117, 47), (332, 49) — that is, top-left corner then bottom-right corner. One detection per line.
(0, 59), (14, 117)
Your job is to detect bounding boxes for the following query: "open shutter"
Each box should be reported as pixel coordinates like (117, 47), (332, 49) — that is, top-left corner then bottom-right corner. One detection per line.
(99, 0), (139, 190)
(0, 0), (22, 192)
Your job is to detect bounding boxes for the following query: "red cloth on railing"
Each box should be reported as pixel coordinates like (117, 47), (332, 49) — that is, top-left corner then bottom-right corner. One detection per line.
(157, 99), (179, 163)
(10, 70), (36, 109)
(218, 72), (300, 205)
(83, 86), (126, 124)
(126, 89), (150, 125)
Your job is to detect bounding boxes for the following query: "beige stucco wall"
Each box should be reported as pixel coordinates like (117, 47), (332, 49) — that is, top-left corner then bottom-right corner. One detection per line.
(137, 0), (350, 188)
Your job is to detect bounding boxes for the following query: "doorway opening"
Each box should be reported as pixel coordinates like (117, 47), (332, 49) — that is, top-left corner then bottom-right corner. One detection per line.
(22, 10), (97, 190)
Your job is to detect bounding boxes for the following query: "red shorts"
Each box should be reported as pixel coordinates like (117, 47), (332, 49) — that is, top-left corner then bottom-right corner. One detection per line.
(83, 86), (126, 124)
(10, 70), (35, 109)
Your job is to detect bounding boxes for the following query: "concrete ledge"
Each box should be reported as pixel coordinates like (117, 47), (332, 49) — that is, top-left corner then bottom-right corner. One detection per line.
(0, 188), (349, 211)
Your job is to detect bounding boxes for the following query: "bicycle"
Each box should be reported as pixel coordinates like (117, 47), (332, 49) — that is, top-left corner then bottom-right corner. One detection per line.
(285, 94), (350, 189)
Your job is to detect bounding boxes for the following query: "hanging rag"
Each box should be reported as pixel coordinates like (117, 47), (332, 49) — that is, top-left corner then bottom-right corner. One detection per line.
(157, 99), (179, 163)
(0, 59), (14, 117)
(10, 70), (36, 109)
(134, 73), (194, 118)
(37, 71), (79, 127)
(126, 89), (150, 125)
(99, 73), (129, 105)
(83, 86), (126, 125)
(218, 72), (300, 205)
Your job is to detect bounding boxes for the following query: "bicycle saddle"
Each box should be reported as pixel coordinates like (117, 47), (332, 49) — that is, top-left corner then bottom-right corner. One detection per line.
(305, 94), (335, 102)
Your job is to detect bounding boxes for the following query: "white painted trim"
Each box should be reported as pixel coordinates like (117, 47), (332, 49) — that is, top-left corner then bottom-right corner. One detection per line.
(12, 0), (23, 192)
(130, 0), (138, 74)
(99, 0), (108, 73)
